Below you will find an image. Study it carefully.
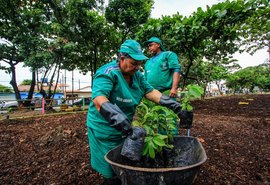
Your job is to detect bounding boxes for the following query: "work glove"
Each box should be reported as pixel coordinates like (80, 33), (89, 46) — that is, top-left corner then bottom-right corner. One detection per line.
(121, 127), (146, 161)
(100, 102), (132, 136)
(159, 94), (193, 129)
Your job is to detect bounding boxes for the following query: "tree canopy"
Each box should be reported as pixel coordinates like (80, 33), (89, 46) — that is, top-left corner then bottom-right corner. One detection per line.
(0, 0), (269, 104)
(227, 64), (270, 93)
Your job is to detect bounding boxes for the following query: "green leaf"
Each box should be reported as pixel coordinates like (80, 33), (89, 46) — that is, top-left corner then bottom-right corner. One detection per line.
(132, 120), (141, 127)
(144, 136), (152, 143)
(149, 140), (158, 150)
(153, 136), (166, 147)
(142, 143), (149, 156)
(187, 104), (193, 111)
(156, 134), (168, 139)
(166, 144), (174, 149)
(149, 145), (155, 159)
(188, 85), (204, 98)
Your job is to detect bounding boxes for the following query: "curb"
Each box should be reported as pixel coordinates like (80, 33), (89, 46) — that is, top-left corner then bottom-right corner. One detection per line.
(0, 110), (88, 121)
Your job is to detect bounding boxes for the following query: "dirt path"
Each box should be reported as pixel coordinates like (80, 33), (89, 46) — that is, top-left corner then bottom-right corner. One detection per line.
(0, 94), (269, 184)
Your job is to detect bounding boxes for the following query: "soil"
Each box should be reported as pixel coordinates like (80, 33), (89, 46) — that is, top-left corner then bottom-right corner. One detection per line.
(0, 94), (270, 185)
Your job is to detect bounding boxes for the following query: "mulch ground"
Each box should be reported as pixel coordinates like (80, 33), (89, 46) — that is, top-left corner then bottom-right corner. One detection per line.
(0, 94), (269, 185)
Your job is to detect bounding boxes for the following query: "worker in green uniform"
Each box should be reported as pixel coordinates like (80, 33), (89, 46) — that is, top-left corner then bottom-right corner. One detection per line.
(144, 37), (181, 134)
(144, 37), (181, 97)
(86, 39), (193, 184)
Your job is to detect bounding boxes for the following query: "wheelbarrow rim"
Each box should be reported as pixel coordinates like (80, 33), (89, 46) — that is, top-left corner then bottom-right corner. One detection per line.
(105, 136), (207, 173)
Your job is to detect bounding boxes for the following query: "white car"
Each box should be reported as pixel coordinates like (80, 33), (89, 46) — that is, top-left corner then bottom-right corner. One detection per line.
(0, 101), (18, 110)
(0, 101), (5, 108)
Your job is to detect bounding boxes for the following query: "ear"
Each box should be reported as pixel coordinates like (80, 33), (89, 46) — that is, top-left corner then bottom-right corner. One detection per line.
(120, 55), (125, 60)
(118, 56), (125, 67)
(119, 56), (125, 63)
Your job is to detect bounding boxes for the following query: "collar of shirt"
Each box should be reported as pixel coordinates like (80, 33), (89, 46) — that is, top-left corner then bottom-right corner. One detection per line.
(152, 51), (164, 62)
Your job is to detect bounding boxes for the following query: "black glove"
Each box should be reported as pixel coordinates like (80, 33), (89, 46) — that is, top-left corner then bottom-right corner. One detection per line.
(159, 94), (181, 112)
(100, 102), (132, 135)
(159, 94), (193, 129)
(121, 127), (146, 161)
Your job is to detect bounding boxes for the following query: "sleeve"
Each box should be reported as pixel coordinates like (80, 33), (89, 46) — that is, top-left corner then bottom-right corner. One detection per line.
(91, 73), (114, 100)
(167, 52), (181, 70)
(138, 73), (154, 95)
(143, 60), (149, 80)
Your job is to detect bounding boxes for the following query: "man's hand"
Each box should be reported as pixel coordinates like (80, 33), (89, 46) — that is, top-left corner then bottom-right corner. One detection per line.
(169, 88), (178, 98)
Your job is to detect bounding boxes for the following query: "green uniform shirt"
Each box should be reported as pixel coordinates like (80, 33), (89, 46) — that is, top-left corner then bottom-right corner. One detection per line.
(87, 60), (154, 133)
(86, 60), (154, 178)
(144, 51), (180, 91)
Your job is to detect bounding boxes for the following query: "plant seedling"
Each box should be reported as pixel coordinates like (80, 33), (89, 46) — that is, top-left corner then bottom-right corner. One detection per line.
(132, 84), (203, 159)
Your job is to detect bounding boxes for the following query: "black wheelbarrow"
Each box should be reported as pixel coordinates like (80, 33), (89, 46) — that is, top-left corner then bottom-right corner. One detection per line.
(105, 136), (207, 185)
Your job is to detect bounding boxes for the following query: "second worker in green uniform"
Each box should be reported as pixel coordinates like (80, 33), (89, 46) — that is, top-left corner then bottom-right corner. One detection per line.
(144, 37), (181, 96)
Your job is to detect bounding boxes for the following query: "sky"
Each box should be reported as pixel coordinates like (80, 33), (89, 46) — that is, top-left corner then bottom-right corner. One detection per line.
(1, 0), (268, 89)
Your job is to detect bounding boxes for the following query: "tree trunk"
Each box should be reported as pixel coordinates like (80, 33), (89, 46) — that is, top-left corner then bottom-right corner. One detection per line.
(52, 61), (61, 105)
(182, 46), (194, 89)
(25, 70), (36, 106)
(47, 64), (58, 109)
(9, 63), (22, 106)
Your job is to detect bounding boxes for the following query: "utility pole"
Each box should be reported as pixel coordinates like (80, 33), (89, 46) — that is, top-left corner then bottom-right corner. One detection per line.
(72, 70), (74, 104)
(65, 70), (66, 98)
(267, 41), (270, 69)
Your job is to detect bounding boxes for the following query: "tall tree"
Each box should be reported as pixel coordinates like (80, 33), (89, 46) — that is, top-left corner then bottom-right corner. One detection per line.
(226, 65), (270, 93)
(48, 0), (118, 82)
(0, 0), (49, 106)
(105, 0), (154, 43)
(238, 0), (270, 67)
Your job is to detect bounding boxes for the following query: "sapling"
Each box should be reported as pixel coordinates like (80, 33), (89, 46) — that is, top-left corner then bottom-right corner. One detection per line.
(132, 84), (203, 159)
(133, 99), (176, 159)
(179, 84), (204, 111)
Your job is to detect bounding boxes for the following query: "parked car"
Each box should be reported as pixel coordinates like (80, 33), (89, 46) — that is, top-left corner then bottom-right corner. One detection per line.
(1, 99), (37, 110)
(0, 101), (18, 110)
(0, 101), (5, 108)
(72, 97), (92, 106)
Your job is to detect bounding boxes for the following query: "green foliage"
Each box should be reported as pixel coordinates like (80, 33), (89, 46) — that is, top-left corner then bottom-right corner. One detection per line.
(60, 1), (119, 73)
(179, 84), (204, 111)
(105, 0), (154, 42)
(226, 65), (270, 92)
(237, 0), (270, 54)
(20, 79), (32, 85)
(188, 58), (241, 95)
(133, 84), (203, 158)
(136, 0), (267, 89)
(132, 99), (176, 159)
(0, 84), (13, 93)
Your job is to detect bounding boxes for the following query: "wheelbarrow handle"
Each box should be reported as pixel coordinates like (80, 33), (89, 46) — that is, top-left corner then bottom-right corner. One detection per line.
(187, 129), (191, 136)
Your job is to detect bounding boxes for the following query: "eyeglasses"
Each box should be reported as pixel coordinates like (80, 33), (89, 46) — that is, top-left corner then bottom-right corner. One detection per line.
(121, 53), (142, 68)
(124, 57), (141, 68)
(130, 61), (142, 67)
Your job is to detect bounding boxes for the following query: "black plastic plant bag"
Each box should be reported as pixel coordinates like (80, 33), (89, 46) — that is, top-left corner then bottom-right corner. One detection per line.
(179, 111), (193, 129)
(121, 127), (146, 161)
